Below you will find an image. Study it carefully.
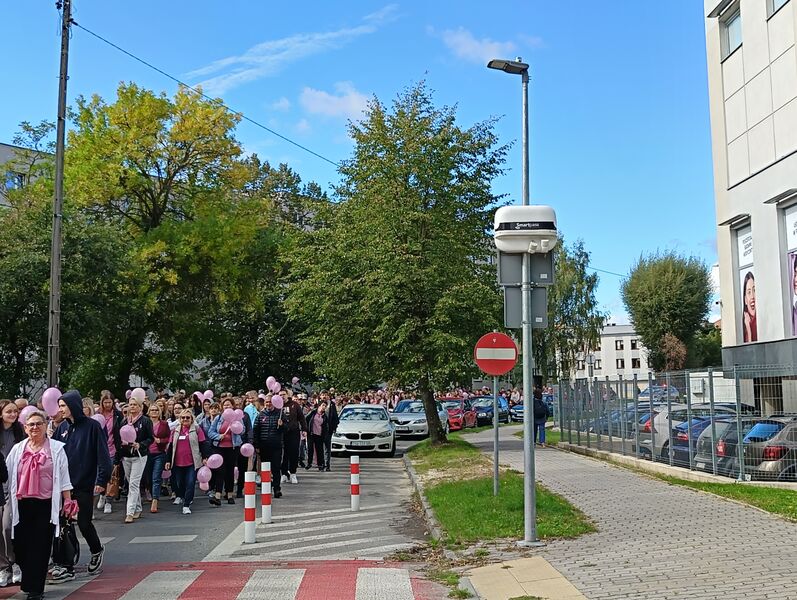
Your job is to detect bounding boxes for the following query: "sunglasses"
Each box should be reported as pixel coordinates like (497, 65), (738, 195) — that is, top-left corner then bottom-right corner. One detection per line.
(180, 417), (192, 420)
(26, 422), (45, 428)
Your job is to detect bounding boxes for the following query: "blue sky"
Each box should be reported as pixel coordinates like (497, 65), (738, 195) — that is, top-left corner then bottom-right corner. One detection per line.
(1, 1), (718, 323)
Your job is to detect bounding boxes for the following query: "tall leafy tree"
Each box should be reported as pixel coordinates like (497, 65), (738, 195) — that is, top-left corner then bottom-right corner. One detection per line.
(621, 251), (712, 371)
(286, 82), (506, 444)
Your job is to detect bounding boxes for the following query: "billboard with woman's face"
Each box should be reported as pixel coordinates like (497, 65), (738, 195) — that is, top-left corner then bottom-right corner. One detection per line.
(737, 227), (756, 343)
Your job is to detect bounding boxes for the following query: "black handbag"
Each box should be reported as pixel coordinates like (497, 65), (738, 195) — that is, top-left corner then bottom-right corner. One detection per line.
(52, 517), (80, 568)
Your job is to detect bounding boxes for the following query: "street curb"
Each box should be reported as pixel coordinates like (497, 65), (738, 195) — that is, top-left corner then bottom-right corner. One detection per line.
(457, 575), (482, 600)
(401, 455), (459, 561)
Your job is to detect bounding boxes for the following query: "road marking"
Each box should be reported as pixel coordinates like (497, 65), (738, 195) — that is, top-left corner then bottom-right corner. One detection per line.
(237, 569), (305, 600)
(268, 535), (404, 558)
(129, 535), (198, 544)
(346, 542), (418, 559)
(118, 569), (202, 599)
(269, 502), (395, 521)
(356, 568), (414, 600)
(255, 518), (386, 540)
(38, 576), (93, 599)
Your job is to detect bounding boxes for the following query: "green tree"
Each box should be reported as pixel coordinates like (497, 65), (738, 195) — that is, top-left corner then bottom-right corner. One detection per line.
(687, 322), (723, 368)
(285, 82), (506, 444)
(531, 238), (605, 383)
(621, 251), (712, 371)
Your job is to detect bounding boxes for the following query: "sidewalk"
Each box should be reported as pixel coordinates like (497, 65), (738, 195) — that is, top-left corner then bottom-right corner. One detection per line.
(462, 427), (797, 600)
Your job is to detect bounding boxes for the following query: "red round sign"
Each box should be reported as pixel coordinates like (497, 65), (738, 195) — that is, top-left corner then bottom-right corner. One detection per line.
(474, 332), (519, 376)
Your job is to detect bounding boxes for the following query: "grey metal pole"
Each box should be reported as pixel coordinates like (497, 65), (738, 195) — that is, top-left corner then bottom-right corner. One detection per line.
(666, 372), (673, 467)
(493, 375), (499, 496)
(47, 0), (72, 388)
(686, 375), (694, 470)
(708, 368), (718, 476)
(619, 374), (627, 456)
(734, 366), (745, 481)
(606, 375), (613, 452)
(633, 375), (640, 459)
(648, 372), (655, 461)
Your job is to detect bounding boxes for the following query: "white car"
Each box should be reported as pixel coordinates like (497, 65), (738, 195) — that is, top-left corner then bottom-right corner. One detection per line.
(390, 400), (450, 438)
(331, 405), (396, 456)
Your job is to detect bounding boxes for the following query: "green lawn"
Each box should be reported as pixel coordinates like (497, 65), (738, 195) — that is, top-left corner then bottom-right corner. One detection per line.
(513, 428), (561, 445)
(408, 435), (481, 474)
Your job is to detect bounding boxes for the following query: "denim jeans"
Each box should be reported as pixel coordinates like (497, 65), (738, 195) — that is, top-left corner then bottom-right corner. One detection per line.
(173, 465), (198, 507)
(145, 452), (167, 500)
(534, 419), (547, 444)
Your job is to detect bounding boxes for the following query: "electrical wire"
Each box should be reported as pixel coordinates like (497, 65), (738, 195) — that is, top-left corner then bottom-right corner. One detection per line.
(70, 21), (341, 168)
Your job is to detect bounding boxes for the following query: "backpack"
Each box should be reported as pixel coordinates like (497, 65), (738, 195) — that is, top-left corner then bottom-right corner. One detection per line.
(533, 397), (548, 420)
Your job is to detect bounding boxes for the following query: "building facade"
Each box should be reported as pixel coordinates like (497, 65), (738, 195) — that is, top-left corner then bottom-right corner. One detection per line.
(573, 324), (651, 381)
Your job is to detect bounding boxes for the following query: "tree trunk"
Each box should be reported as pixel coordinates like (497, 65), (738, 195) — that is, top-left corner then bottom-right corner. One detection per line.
(419, 374), (447, 445)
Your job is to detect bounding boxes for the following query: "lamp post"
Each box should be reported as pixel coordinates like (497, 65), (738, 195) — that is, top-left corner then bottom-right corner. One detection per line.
(487, 57), (542, 547)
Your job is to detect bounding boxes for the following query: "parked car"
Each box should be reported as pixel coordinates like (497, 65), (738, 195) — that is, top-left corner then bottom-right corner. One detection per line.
(638, 385), (681, 402)
(742, 418), (797, 481)
(510, 403), (524, 422)
(331, 405), (396, 456)
(670, 416), (735, 468)
(693, 417), (760, 477)
(440, 397), (476, 431)
(472, 397), (510, 426)
(390, 400), (449, 437)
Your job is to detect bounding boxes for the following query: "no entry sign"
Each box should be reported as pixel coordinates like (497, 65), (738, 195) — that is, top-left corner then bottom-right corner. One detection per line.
(474, 332), (518, 376)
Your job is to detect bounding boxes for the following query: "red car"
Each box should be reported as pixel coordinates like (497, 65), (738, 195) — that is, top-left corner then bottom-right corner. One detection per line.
(440, 397), (477, 431)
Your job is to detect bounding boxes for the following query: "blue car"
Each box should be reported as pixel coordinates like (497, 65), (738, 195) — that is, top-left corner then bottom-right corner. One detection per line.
(472, 397), (510, 425)
(671, 416), (734, 466)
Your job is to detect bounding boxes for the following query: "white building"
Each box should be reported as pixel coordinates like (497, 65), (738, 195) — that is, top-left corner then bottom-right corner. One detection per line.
(573, 324), (651, 381)
(703, 0), (797, 412)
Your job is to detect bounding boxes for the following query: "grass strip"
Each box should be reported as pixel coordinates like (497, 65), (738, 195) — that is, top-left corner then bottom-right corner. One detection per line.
(513, 428), (561, 445)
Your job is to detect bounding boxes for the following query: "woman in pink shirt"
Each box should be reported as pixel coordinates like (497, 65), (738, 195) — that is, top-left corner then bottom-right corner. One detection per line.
(164, 410), (208, 515)
(143, 405), (170, 513)
(6, 411), (74, 600)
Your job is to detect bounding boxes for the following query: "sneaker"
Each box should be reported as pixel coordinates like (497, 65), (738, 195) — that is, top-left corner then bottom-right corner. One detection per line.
(103, 503), (112, 514)
(124, 515), (134, 524)
(273, 490), (282, 498)
(182, 506), (192, 515)
(0, 569), (9, 587)
(173, 497), (183, 505)
(97, 495), (106, 510)
(280, 474), (288, 484)
(290, 474), (298, 484)
(12, 564), (21, 584)
(227, 497), (235, 505)
(209, 497), (221, 506)
(88, 546), (104, 574)
(50, 567), (75, 584)
(325, 466), (330, 472)
(304, 465), (312, 471)
(132, 511), (142, 520)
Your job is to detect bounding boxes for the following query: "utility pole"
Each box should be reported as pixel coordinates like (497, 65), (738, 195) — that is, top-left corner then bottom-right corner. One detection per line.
(47, 0), (73, 387)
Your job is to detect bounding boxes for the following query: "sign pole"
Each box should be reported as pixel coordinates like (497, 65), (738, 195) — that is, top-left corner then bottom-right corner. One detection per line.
(493, 375), (499, 496)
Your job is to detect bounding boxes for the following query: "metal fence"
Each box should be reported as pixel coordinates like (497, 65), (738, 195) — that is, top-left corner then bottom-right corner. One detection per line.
(555, 366), (797, 482)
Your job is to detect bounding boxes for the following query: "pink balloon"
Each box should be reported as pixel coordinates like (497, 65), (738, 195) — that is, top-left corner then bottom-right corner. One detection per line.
(197, 466), (212, 483)
(233, 409), (244, 422)
(120, 424), (137, 444)
(19, 405), (37, 424)
(125, 390), (132, 400)
(291, 376), (300, 385)
(230, 421), (244, 435)
(161, 469), (172, 480)
(272, 396), (284, 410)
(266, 376), (276, 390)
(234, 467), (239, 480)
(272, 382), (281, 394)
(91, 413), (107, 428)
(199, 481), (210, 491)
(131, 387), (146, 402)
(207, 453), (223, 470)
(222, 408), (235, 422)
(42, 387), (61, 417)
(204, 389), (214, 400)
(240, 443), (254, 458)
(193, 391), (204, 402)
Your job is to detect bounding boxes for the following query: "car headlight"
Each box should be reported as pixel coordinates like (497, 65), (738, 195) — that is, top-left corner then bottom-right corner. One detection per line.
(477, 412), (486, 417)
(376, 430), (392, 438)
(411, 418), (427, 424)
(332, 431), (346, 438)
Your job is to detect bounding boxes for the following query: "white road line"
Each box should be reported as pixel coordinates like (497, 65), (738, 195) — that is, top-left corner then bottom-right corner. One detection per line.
(130, 535), (198, 544)
(237, 569), (305, 600)
(346, 543), (418, 559)
(268, 535), (404, 557)
(202, 522), (245, 561)
(118, 569), (202, 600)
(254, 519), (386, 541)
(269, 502), (395, 521)
(356, 568), (414, 600)
(40, 576), (95, 599)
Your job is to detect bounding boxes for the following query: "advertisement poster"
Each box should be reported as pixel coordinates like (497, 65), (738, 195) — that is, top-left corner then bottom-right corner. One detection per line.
(737, 226), (756, 343)
(790, 251), (797, 337)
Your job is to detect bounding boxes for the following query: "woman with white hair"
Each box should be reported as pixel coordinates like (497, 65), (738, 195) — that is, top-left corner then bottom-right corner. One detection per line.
(118, 398), (153, 524)
(164, 410), (209, 515)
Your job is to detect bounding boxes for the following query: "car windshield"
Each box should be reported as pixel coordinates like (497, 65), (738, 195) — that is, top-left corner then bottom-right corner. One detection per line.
(394, 401), (425, 414)
(472, 399), (493, 408)
(442, 401), (461, 409)
(340, 408), (387, 421)
(744, 422), (784, 443)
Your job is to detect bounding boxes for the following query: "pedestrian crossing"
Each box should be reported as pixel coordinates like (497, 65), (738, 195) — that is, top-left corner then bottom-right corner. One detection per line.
(0, 563), (442, 600)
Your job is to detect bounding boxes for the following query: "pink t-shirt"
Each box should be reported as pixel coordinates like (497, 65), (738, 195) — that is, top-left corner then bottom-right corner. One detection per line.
(149, 420), (170, 454)
(103, 412), (116, 458)
(174, 426), (205, 468)
(17, 440), (53, 500)
(311, 413), (323, 436)
(218, 422), (233, 448)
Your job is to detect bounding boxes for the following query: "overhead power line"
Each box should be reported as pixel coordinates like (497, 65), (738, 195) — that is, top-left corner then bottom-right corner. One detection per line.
(70, 21), (342, 168)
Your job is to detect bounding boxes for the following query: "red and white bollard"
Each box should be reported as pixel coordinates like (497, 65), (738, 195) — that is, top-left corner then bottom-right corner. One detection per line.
(244, 471), (256, 544)
(350, 455), (360, 512)
(261, 462), (272, 524)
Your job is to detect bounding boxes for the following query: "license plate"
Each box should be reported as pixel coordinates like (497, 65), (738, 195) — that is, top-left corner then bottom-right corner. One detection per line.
(350, 440), (372, 447)
(695, 462), (705, 470)
(396, 427), (410, 432)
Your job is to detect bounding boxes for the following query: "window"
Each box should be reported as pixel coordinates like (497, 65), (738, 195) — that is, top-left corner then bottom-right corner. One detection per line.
(595, 359), (602, 370)
(616, 358), (625, 369)
(769, 0), (789, 17)
(615, 340), (624, 351)
(632, 358), (641, 369)
(630, 339), (638, 350)
(577, 360), (585, 371)
(4, 171), (24, 191)
(594, 343), (601, 352)
(721, 7), (742, 59)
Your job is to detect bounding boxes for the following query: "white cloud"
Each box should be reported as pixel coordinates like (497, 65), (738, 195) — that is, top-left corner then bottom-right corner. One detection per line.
(270, 97), (291, 111)
(300, 82), (369, 120)
(186, 5), (397, 96)
(295, 118), (312, 134)
(440, 27), (517, 65)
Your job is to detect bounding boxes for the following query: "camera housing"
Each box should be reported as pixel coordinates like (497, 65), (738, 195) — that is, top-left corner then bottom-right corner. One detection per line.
(494, 205), (558, 254)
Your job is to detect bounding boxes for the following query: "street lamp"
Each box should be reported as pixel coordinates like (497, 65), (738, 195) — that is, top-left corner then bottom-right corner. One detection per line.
(487, 56), (543, 547)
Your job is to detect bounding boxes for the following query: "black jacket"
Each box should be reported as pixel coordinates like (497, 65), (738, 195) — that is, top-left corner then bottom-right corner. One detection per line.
(326, 402), (339, 435)
(306, 410), (330, 438)
(118, 413), (154, 458)
(253, 408), (284, 447)
(53, 389), (113, 490)
(280, 399), (308, 433)
(242, 412), (253, 445)
(533, 397), (549, 421)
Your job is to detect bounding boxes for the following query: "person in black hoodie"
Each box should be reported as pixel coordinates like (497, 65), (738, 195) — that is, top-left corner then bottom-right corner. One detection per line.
(279, 392), (307, 485)
(51, 390), (112, 583)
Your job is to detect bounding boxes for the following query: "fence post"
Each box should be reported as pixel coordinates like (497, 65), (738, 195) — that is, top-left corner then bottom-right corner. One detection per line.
(734, 366), (746, 481)
(567, 380), (573, 445)
(619, 374), (627, 456)
(666, 371), (673, 467)
(594, 377), (602, 451)
(350, 455), (360, 512)
(576, 380), (582, 446)
(648, 372), (655, 461)
(685, 374), (694, 471)
(243, 471), (256, 544)
(708, 367), (718, 476)
(261, 462), (272, 524)
(633, 375), (640, 459)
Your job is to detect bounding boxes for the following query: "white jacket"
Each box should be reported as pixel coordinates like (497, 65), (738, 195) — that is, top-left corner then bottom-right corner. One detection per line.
(6, 438), (73, 537)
